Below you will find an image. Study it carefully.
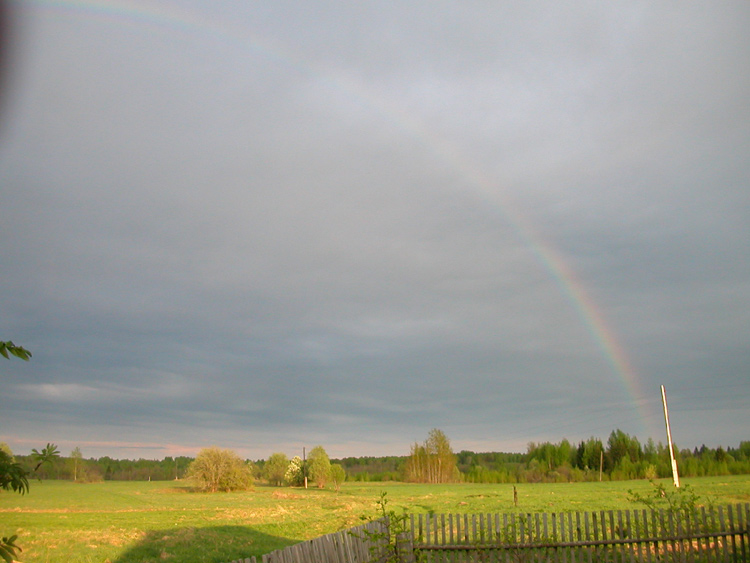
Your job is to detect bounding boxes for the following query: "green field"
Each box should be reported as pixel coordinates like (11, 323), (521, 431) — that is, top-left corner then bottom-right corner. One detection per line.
(2, 476), (749, 563)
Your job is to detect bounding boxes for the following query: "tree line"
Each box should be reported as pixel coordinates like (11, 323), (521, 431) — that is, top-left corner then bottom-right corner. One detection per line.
(5, 431), (750, 486)
(463, 432), (750, 483)
(9, 452), (195, 482)
(338, 431), (750, 484)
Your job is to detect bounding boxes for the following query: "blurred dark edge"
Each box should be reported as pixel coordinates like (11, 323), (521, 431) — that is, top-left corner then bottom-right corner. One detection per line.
(0, 0), (15, 133)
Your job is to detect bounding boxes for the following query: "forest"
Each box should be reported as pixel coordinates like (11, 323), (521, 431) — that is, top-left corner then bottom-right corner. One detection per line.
(9, 430), (750, 484)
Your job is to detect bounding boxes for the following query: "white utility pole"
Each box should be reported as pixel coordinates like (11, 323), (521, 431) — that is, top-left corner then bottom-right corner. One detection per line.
(661, 385), (680, 488)
(303, 447), (308, 489)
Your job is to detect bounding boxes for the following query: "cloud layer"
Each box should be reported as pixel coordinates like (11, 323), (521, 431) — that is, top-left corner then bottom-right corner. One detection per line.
(1, 1), (748, 459)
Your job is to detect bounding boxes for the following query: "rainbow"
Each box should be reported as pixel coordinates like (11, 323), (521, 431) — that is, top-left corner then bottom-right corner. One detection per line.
(27, 0), (657, 438)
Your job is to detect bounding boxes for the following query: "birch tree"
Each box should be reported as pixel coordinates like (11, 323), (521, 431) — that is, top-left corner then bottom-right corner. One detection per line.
(70, 447), (83, 482)
(405, 429), (458, 483)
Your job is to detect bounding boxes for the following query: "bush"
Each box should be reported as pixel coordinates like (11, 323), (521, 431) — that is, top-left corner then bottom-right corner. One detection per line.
(187, 447), (254, 492)
(264, 453), (289, 486)
(285, 456), (305, 486)
(330, 463), (346, 491)
(308, 446), (331, 488)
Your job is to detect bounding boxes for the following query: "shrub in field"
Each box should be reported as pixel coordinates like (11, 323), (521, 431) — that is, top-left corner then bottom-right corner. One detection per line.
(264, 452), (289, 486)
(308, 446), (331, 488)
(330, 463), (346, 491)
(188, 447), (254, 492)
(628, 479), (704, 516)
(285, 456), (305, 486)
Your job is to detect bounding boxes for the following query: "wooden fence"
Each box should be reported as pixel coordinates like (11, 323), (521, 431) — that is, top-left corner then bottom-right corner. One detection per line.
(225, 519), (387, 563)
(226, 504), (749, 563)
(409, 504), (749, 563)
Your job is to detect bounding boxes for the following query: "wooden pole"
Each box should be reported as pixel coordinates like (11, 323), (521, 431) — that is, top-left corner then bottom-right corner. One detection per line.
(661, 385), (680, 488)
(303, 447), (308, 489)
(599, 450), (603, 482)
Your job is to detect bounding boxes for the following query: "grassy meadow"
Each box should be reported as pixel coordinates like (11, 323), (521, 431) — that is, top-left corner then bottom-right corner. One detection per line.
(2, 476), (749, 563)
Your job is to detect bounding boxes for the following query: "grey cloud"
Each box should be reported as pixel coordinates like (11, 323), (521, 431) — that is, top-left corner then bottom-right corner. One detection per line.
(1, 1), (748, 459)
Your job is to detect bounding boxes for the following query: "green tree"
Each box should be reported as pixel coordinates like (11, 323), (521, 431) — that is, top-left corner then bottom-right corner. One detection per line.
(264, 453), (289, 486)
(556, 439), (574, 467)
(405, 428), (458, 483)
(70, 447), (83, 482)
(330, 463), (346, 492)
(575, 437), (604, 473)
(308, 446), (331, 489)
(284, 456), (305, 487)
(606, 429), (641, 473)
(187, 447), (254, 492)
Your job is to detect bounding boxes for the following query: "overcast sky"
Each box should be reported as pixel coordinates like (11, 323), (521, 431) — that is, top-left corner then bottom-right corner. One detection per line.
(1, 1), (748, 461)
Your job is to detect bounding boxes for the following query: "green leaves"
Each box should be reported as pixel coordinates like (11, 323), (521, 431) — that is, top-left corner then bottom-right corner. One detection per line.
(187, 447), (254, 492)
(32, 443), (61, 471)
(0, 450), (30, 495)
(307, 445), (331, 488)
(0, 341), (31, 361)
(628, 479), (703, 517)
(352, 492), (413, 563)
(0, 535), (21, 563)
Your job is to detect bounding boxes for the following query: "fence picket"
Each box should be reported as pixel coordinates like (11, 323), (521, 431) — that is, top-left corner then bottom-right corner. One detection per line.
(701, 506), (715, 556)
(665, 509), (674, 560)
(718, 505), (729, 563)
(436, 513), (442, 546)
(428, 512), (434, 547)
(727, 504), (738, 561)
(409, 513), (415, 546)
(617, 510), (635, 563)
(690, 507), (702, 562)
(569, 512), (577, 563)
(535, 512), (541, 541)
(738, 503), (748, 562)
(711, 505), (721, 562)
(682, 508), (690, 562)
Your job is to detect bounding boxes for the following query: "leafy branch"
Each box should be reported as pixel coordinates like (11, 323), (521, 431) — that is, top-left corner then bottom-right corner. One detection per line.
(31, 443), (61, 472)
(1, 342), (60, 562)
(352, 491), (419, 563)
(0, 341), (31, 361)
(0, 535), (21, 563)
(627, 480), (703, 517)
